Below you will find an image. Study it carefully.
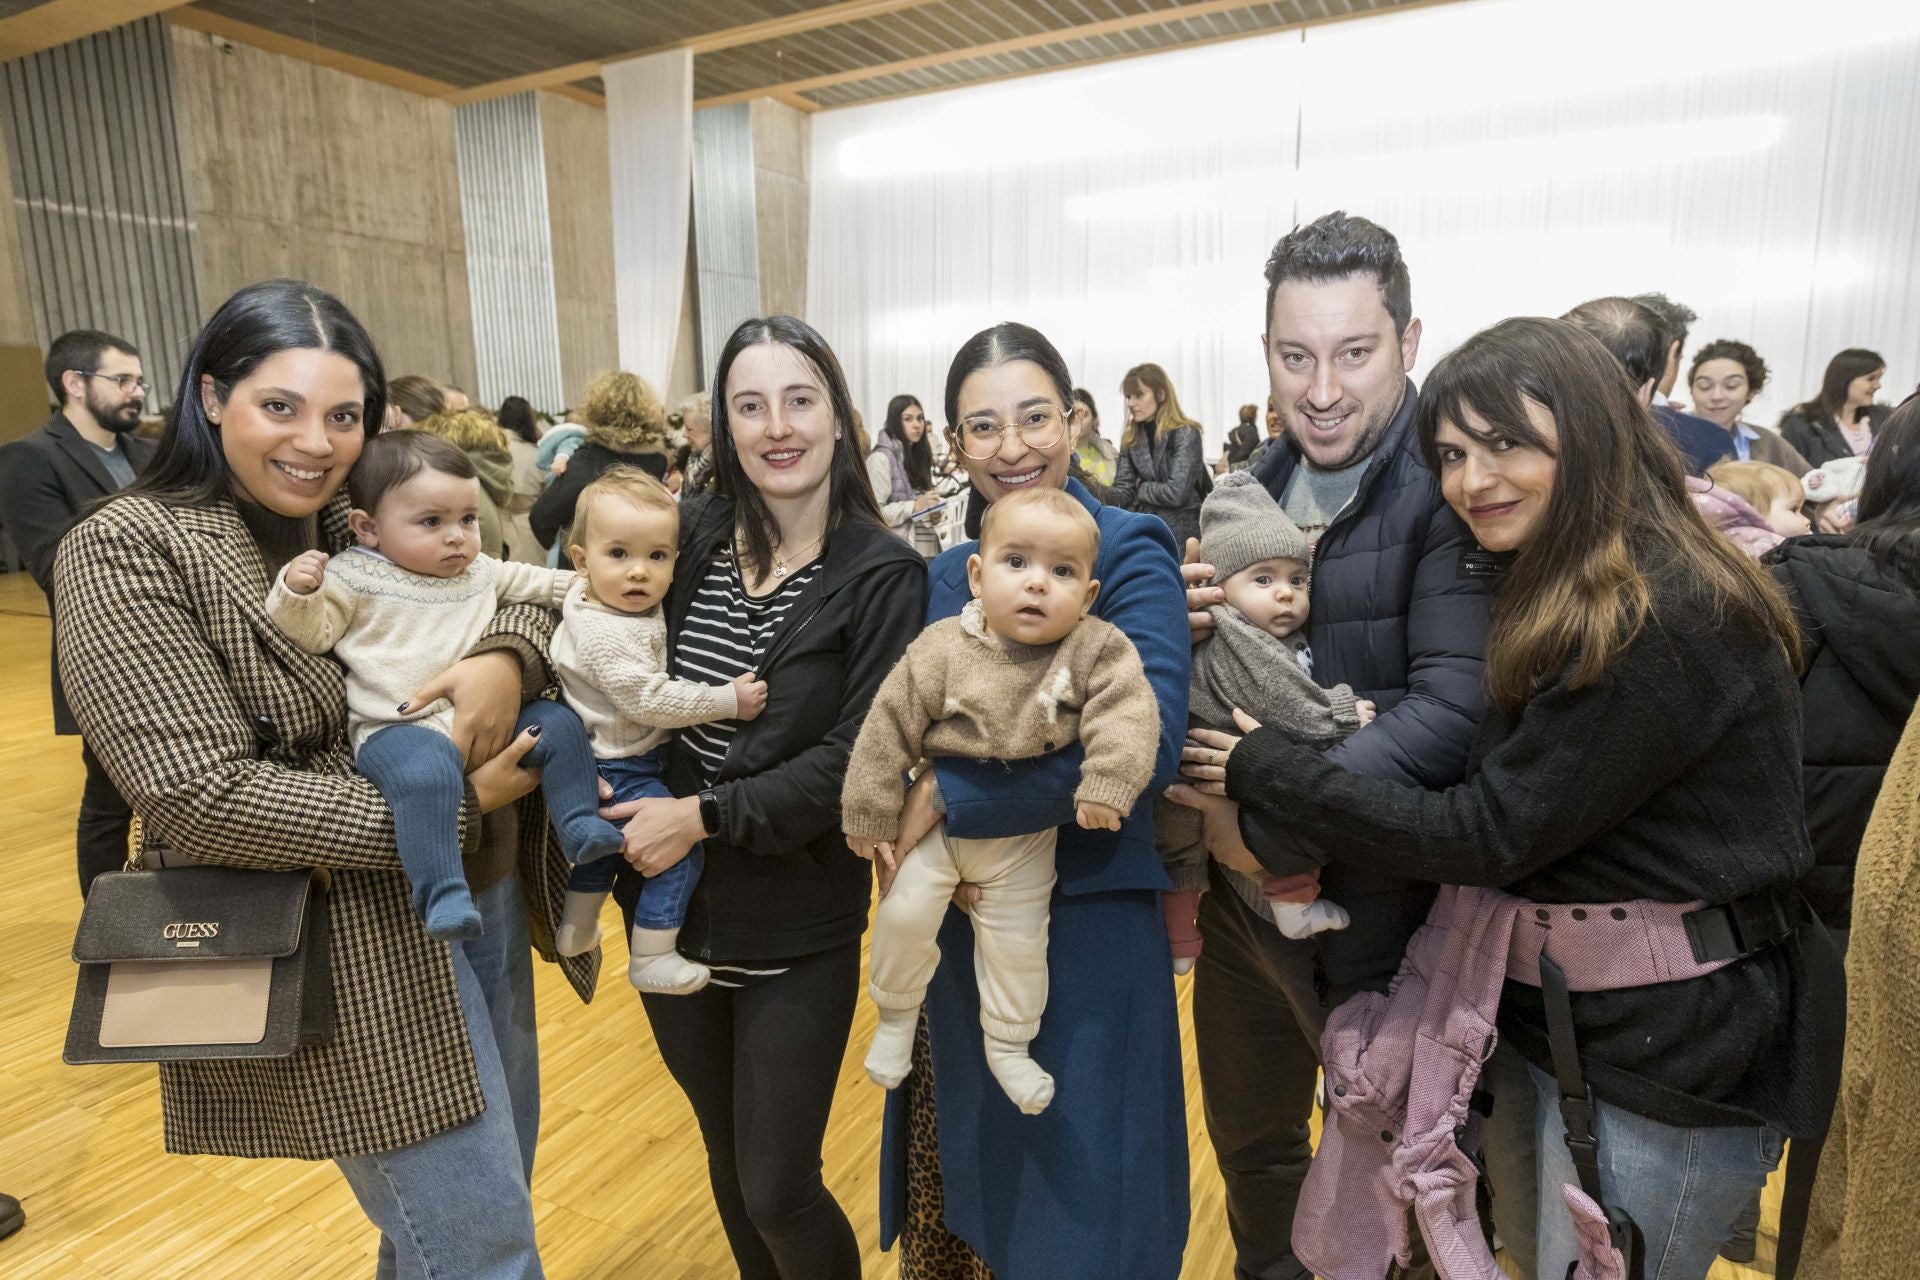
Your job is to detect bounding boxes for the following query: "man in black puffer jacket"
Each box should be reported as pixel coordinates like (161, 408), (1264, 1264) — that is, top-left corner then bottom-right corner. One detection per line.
(1171, 213), (1491, 1280)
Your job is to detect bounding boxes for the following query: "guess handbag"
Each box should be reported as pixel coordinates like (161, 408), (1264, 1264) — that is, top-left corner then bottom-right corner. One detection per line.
(64, 862), (335, 1064)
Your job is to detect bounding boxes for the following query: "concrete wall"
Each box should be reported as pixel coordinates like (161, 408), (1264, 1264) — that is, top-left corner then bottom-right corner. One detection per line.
(171, 26), (477, 394)
(749, 98), (808, 321)
(0, 119), (38, 349)
(538, 90), (616, 412)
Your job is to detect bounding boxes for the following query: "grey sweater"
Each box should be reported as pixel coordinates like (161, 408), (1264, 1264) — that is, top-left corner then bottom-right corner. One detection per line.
(1156, 602), (1363, 915)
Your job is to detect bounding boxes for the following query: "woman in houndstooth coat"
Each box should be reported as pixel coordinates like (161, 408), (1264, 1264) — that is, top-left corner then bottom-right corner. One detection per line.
(54, 281), (590, 1279)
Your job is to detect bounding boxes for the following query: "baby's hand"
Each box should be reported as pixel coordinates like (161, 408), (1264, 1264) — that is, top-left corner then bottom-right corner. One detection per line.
(847, 835), (897, 871)
(283, 550), (330, 595)
(1355, 699), (1378, 726)
(1076, 800), (1123, 831)
(732, 672), (769, 721)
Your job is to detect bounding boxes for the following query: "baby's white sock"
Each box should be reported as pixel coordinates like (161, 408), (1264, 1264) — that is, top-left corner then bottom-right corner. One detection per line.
(983, 1034), (1055, 1115)
(553, 889), (605, 957)
(865, 1005), (919, 1090)
(1270, 897), (1351, 940)
(626, 926), (710, 995)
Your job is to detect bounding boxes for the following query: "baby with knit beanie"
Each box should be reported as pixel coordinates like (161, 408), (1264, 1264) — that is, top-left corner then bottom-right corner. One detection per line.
(266, 431), (624, 942)
(843, 487), (1160, 1115)
(1157, 470), (1375, 968)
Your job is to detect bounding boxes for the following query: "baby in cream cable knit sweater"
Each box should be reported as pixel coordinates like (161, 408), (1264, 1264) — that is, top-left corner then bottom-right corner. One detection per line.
(843, 487), (1159, 1114)
(551, 467), (766, 995)
(267, 431), (621, 942)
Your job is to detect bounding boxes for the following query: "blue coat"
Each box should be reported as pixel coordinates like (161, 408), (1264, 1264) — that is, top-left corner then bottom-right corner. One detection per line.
(878, 479), (1192, 1279)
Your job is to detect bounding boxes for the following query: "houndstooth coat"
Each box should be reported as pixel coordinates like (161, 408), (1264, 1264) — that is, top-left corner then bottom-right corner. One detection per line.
(54, 492), (598, 1160)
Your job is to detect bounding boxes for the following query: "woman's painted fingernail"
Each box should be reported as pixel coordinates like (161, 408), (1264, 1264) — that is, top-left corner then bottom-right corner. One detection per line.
(528, 726), (542, 737)
(396, 702), (409, 713)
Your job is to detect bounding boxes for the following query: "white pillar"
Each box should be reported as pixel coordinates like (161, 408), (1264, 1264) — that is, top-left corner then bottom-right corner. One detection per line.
(604, 47), (692, 393)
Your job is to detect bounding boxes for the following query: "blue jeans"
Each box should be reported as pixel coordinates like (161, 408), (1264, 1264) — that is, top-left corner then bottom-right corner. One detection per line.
(335, 871), (543, 1279)
(568, 746), (701, 930)
(1524, 1061), (1782, 1280)
(359, 701), (619, 938)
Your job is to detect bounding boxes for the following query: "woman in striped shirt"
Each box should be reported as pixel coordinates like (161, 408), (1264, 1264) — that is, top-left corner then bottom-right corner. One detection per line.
(605, 314), (927, 1280)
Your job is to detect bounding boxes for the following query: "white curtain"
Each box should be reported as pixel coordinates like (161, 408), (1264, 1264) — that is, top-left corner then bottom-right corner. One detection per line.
(605, 48), (692, 393)
(809, 0), (1920, 451)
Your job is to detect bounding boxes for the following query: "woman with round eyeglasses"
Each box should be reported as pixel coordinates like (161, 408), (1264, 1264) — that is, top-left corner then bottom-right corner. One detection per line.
(875, 322), (1192, 1280)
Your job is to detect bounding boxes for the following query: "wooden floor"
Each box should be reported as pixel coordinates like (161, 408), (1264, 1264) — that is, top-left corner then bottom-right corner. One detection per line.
(0, 570), (1779, 1278)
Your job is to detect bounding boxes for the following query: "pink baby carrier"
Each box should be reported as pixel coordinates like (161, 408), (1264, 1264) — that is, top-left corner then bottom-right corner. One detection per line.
(1292, 883), (1812, 1280)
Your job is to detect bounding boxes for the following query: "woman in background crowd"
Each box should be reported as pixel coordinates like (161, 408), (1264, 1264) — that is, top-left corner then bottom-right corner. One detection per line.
(386, 373), (448, 430)
(496, 394), (547, 564)
(675, 391), (716, 497)
(1244, 401), (1286, 472)
(416, 408), (517, 560)
(55, 279), (582, 1277)
(606, 314), (924, 1280)
(1689, 340), (1813, 473)
(1781, 348), (1890, 466)
(868, 393), (944, 557)
(530, 370), (674, 551)
(1767, 395), (1920, 943)
(1222, 402), (1261, 471)
(1109, 361), (1209, 545)
(1069, 385), (1117, 493)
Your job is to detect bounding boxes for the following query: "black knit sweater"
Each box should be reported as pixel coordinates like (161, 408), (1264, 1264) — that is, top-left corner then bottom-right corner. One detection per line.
(1226, 573), (1824, 1137)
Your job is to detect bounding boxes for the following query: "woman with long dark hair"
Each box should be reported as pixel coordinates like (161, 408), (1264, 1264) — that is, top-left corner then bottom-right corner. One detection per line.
(1768, 394), (1920, 939)
(604, 315), (926, 1280)
(1780, 348), (1889, 466)
(1109, 361), (1209, 545)
(54, 279), (588, 1276)
(869, 392), (943, 557)
(1185, 317), (1832, 1279)
(877, 322), (1191, 1279)
(496, 394), (548, 564)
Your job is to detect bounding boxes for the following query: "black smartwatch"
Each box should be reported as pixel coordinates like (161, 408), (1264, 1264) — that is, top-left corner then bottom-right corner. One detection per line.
(698, 788), (721, 837)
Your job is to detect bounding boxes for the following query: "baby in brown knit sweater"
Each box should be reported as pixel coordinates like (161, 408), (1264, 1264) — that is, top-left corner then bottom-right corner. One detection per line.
(843, 487), (1160, 1114)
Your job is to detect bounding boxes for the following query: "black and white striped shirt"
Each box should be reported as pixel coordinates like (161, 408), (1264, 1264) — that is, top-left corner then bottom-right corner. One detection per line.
(674, 550), (823, 786)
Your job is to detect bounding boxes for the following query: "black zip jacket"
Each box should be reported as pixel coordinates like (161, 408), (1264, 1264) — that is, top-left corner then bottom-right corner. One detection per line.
(1767, 534), (1920, 928)
(614, 496), (927, 963)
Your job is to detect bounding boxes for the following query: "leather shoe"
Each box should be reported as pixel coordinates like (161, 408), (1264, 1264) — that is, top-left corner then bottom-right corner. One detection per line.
(0, 1192), (22, 1240)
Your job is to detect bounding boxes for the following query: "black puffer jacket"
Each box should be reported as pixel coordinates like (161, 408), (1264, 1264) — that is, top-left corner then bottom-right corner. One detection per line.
(1241, 379), (1491, 988)
(613, 496), (928, 963)
(1767, 533), (1920, 927)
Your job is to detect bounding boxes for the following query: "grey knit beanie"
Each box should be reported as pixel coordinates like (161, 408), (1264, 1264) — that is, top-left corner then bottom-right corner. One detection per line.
(1201, 470), (1308, 581)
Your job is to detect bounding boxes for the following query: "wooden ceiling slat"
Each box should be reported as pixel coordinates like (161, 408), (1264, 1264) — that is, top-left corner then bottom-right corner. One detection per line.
(0, 0), (191, 62)
(445, 0), (950, 104)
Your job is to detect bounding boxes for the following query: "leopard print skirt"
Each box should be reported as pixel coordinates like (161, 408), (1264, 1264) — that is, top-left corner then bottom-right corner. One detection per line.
(899, 1012), (995, 1280)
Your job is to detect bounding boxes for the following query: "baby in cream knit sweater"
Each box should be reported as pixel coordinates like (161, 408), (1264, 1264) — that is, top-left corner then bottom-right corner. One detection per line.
(267, 431), (620, 942)
(550, 467), (766, 995)
(843, 487), (1159, 1114)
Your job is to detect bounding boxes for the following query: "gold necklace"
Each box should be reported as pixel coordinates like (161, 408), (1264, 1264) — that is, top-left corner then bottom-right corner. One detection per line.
(773, 532), (823, 577)
(738, 531), (823, 579)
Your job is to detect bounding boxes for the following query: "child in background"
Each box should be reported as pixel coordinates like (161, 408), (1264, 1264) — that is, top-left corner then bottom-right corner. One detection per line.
(843, 487), (1159, 1114)
(550, 467), (767, 994)
(1157, 471), (1373, 969)
(1709, 459), (1812, 539)
(1801, 455), (1867, 533)
(266, 431), (618, 941)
